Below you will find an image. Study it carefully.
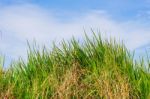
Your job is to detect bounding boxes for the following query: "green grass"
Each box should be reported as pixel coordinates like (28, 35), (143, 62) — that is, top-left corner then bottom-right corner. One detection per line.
(0, 32), (150, 98)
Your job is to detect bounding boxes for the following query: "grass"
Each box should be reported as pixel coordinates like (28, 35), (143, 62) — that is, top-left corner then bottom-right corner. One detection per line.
(0, 32), (150, 98)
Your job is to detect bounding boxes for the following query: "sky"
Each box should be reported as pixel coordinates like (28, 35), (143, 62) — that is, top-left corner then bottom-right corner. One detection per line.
(0, 0), (150, 66)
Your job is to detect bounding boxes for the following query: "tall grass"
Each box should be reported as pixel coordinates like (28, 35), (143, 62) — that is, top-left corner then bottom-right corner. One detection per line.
(0, 32), (150, 98)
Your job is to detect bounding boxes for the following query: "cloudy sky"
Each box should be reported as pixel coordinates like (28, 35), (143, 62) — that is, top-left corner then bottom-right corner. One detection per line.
(0, 0), (150, 66)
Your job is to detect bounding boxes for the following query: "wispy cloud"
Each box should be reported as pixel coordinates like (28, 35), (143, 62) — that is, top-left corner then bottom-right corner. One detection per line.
(0, 4), (150, 63)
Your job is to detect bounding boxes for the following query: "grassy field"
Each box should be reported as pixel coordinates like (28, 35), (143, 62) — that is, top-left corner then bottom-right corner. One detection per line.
(0, 32), (150, 99)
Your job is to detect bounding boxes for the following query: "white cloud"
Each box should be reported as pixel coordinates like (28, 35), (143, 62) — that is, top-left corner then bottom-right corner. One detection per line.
(0, 4), (150, 63)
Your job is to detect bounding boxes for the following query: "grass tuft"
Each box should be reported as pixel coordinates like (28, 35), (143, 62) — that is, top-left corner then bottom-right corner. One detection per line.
(0, 32), (150, 98)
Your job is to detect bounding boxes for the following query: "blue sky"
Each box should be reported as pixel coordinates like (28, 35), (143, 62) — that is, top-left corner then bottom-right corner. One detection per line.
(1, 0), (150, 20)
(0, 0), (150, 66)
